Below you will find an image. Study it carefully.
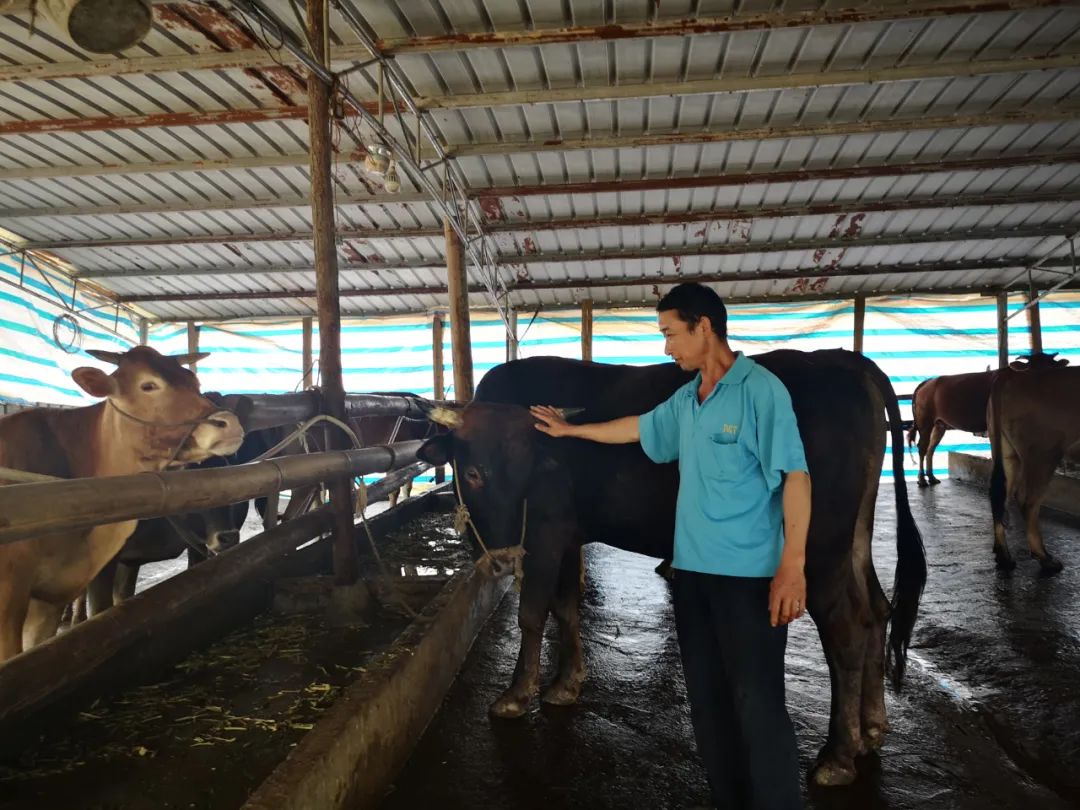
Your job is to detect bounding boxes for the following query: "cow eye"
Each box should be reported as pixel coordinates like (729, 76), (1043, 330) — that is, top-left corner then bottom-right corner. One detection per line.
(464, 466), (483, 487)
(141, 381), (160, 392)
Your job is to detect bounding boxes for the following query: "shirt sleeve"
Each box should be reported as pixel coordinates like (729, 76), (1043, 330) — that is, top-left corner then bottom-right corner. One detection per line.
(753, 373), (808, 491)
(639, 389), (682, 464)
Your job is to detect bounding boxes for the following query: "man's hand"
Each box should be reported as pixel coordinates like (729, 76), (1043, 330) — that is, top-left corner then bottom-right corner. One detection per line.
(769, 556), (806, 627)
(530, 405), (574, 437)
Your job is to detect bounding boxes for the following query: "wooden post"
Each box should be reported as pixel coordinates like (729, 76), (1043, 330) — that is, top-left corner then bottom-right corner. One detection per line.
(432, 312), (446, 484)
(1026, 290), (1043, 354)
(996, 292), (1009, 369)
(301, 316), (314, 389)
(444, 218), (474, 401)
(138, 318), (149, 346)
(581, 299), (593, 361)
(506, 309), (518, 362)
(853, 295), (866, 354)
(307, 0), (358, 586)
(186, 321), (199, 371)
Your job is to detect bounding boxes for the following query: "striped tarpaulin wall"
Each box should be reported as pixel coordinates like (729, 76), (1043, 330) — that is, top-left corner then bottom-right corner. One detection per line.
(1007, 290), (1080, 364)
(0, 253), (137, 406)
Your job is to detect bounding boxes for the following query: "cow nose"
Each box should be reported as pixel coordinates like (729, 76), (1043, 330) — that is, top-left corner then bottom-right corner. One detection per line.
(217, 530), (240, 548)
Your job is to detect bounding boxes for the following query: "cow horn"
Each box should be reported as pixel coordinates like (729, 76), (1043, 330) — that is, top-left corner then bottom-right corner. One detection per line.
(86, 349), (124, 365)
(427, 406), (464, 429)
(170, 352), (210, 367)
(558, 407), (586, 420)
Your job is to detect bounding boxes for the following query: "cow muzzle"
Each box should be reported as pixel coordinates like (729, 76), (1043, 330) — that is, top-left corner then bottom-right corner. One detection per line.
(188, 409), (244, 458)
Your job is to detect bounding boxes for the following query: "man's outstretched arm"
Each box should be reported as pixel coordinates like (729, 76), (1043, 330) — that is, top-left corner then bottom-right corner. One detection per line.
(531, 405), (640, 444)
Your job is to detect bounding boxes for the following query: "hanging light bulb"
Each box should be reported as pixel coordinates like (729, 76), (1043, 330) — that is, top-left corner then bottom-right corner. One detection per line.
(383, 162), (401, 193)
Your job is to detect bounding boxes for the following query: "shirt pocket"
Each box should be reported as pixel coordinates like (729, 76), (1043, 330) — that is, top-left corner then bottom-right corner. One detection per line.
(707, 434), (756, 483)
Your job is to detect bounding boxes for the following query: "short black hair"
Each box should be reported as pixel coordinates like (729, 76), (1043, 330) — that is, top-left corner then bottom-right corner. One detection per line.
(657, 283), (728, 340)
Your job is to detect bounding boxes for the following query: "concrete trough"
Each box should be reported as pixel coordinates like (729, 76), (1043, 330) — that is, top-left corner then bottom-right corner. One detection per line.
(948, 451), (1080, 521)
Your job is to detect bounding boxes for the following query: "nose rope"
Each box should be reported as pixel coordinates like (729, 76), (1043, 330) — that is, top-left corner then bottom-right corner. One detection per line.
(106, 399), (235, 468)
(451, 458), (528, 591)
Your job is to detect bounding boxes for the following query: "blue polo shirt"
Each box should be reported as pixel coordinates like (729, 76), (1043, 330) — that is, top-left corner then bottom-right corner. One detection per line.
(639, 352), (808, 578)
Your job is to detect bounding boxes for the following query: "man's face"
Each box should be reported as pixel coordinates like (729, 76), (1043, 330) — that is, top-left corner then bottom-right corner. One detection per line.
(659, 309), (710, 371)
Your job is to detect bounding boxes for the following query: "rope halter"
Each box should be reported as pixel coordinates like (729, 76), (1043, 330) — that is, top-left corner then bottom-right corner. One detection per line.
(452, 458), (528, 591)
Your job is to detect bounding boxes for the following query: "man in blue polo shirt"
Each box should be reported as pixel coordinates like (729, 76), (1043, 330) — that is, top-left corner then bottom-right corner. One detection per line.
(531, 283), (810, 810)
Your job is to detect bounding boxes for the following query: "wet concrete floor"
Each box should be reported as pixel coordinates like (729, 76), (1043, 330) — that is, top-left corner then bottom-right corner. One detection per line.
(380, 480), (1080, 810)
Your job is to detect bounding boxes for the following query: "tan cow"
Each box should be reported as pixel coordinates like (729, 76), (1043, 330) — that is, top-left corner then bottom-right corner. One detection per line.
(0, 346), (244, 661)
(988, 360), (1080, 574)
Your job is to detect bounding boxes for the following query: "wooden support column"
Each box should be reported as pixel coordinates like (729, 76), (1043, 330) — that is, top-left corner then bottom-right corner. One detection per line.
(432, 312), (446, 484)
(444, 219), (474, 401)
(996, 292), (1009, 369)
(307, 0), (358, 586)
(1026, 290), (1044, 354)
(138, 318), (149, 346)
(580, 299), (594, 361)
(506, 309), (518, 362)
(301, 316), (313, 389)
(853, 295), (866, 354)
(186, 321), (199, 370)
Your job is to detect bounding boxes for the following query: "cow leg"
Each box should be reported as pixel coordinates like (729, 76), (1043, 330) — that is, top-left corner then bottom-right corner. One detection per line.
(87, 558), (118, 617)
(809, 575), (868, 787)
(541, 545), (587, 706)
(490, 547), (562, 719)
(992, 438), (1023, 570)
(924, 422), (946, 486)
(388, 489), (400, 509)
(1019, 461), (1061, 574)
(70, 593), (88, 626)
(22, 598), (65, 649)
(0, 582), (30, 661)
(114, 563), (140, 601)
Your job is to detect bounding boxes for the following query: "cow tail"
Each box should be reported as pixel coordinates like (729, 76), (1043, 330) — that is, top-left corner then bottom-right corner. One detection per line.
(988, 380), (1008, 529)
(906, 380), (926, 447)
(865, 360), (928, 690)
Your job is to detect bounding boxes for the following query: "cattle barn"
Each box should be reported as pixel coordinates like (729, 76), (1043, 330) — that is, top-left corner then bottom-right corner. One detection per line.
(1, 1), (1079, 808)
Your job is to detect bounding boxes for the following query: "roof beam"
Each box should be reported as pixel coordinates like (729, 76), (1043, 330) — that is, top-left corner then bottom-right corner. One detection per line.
(73, 258), (441, 279)
(114, 258), (1078, 304)
(0, 190), (431, 219)
(419, 54), (1080, 111)
(33, 222), (1071, 257)
(485, 190), (1080, 234)
(507, 225), (1072, 265)
(2, 0), (1066, 83)
(449, 106), (1080, 157)
(5, 107), (1076, 181)
(25, 225), (443, 250)
(474, 151), (1080, 198)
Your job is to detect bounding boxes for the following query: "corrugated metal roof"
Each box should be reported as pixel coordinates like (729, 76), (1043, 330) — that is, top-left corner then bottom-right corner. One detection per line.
(1, 0), (1079, 322)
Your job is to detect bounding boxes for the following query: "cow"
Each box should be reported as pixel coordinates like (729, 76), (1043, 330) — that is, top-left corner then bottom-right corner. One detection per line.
(907, 370), (996, 488)
(989, 359), (1080, 574)
(0, 346), (244, 661)
(350, 392), (441, 507)
(417, 352), (926, 787)
(908, 354), (1069, 488)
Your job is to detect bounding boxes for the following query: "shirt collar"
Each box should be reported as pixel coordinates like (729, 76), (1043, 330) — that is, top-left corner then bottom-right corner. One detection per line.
(683, 352), (754, 399)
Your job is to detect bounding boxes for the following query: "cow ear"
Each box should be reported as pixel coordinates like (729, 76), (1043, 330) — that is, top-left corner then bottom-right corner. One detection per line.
(72, 366), (117, 398)
(418, 434), (453, 466)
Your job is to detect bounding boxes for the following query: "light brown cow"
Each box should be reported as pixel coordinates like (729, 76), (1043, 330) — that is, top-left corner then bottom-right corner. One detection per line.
(908, 354), (1069, 488)
(988, 360), (1080, 574)
(0, 346), (244, 661)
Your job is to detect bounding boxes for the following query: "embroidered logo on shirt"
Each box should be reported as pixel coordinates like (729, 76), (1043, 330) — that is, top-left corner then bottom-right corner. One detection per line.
(722, 423), (738, 435)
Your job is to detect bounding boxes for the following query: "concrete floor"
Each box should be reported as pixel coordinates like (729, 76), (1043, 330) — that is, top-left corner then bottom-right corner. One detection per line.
(380, 480), (1080, 810)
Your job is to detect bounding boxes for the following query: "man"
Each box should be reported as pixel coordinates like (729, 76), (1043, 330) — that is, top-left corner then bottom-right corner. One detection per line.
(531, 283), (810, 810)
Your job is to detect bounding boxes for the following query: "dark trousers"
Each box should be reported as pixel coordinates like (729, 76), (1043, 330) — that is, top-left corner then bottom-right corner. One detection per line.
(673, 570), (802, 810)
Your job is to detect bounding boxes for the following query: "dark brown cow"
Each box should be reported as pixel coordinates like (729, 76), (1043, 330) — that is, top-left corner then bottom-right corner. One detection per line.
(0, 347), (244, 661)
(907, 370), (996, 488)
(419, 351), (926, 786)
(989, 360), (1080, 574)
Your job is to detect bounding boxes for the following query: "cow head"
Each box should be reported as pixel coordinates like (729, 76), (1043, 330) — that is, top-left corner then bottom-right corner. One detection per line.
(72, 346), (244, 465)
(1010, 352), (1070, 371)
(418, 402), (573, 577)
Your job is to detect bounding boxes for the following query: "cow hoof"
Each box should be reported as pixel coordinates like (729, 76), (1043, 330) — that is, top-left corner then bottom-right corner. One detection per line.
(916, 478), (929, 489)
(994, 552), (1017, 571)
(490, 693), (531, 719)
(929, 477), (941, 486)
(1038, 556), (1064, 576)
(541, 680), (583, 706)
(810, 759), (857, 787)
(859, 725), (888, 754)
(654, 559), (673, 580)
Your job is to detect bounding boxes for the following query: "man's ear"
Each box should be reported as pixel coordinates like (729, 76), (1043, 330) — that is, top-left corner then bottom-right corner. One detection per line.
(418, 433), (453, 466)
(72, 367), (116, 398)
